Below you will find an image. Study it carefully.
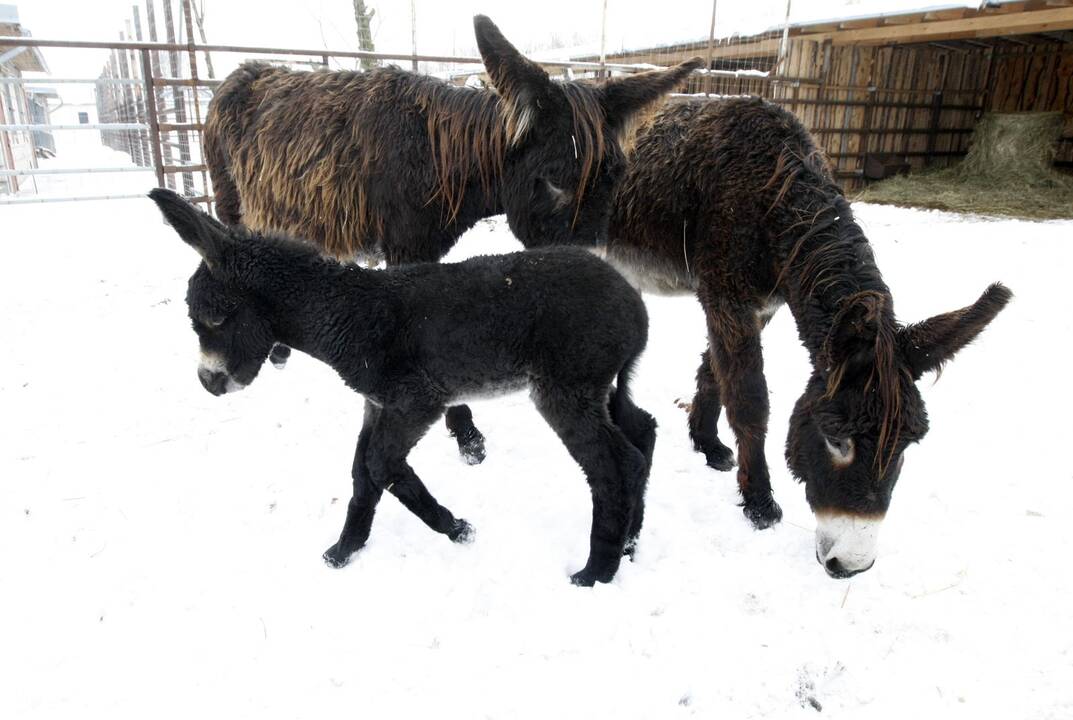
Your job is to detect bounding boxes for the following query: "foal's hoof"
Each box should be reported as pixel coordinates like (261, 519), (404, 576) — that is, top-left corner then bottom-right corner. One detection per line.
(742, 496), (783, 530)
(447, 519), (475, 544)
(269, 344), (291, 370)
(623, 536), (639, 559)
(322, 542), (355, 568)
(456, 428), (486, 466)
(569, 567), (615, 587)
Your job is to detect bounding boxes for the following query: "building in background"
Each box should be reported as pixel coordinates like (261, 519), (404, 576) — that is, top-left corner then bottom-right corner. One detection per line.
(0, 3), (49, 194)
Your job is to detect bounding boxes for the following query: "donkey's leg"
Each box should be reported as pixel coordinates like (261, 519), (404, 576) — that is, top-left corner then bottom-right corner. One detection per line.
(324, 401), (384, 568)
(368, 406), (474, 543)
(445, 404), (486, 466)
(608, 386), (657, 556)
(535, 386), (647, 586)
(688, 348), (737, 471)
(704, 303), (783, 530)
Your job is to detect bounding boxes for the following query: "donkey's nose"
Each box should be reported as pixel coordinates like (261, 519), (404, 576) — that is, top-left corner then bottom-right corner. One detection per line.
(820, 554), (874, 579)
(198, 368), (229, 396)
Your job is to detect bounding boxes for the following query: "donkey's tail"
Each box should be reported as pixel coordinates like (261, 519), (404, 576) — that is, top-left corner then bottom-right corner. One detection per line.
(204, 62), (275, 226)
(609, 352), (657, 471)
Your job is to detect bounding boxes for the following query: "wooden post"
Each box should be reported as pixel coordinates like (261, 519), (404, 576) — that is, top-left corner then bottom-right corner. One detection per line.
(599, 0), (608, 80)
(924, 90), (944, 167)
(163, 0), (194, 194)
(860, 85), (877, 176)
(181, 0), (210, 209)
(128, 15), (152, 167)
(145, 0), (175, 189)
(409, 0), (418, 73)
(141, 49), (166, 188)
(115, 34), (140, 166)
(705, 0), (717, 96)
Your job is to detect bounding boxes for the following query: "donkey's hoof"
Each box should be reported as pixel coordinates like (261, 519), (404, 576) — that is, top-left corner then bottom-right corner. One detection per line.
(322, 543), (355, 568)
(691, 436), (736, 471)
(456, 428), (486, 466)
(742, 496), (783, 530)
(704, 445), (737, 472)
(448, 519), (475, 544)
(623, 536), (639, 558)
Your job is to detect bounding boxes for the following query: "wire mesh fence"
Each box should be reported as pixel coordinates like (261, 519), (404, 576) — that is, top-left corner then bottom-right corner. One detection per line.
(2, 1), (799, 205)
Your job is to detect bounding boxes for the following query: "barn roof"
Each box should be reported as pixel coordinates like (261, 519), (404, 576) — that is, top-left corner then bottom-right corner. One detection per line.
(0, 4), (48, 74)
(577, 0), (1073, 62)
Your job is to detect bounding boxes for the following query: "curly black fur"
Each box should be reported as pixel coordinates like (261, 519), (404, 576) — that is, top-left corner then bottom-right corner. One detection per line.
(607, 97), (1010, 571)
(151, 188), (656, 587)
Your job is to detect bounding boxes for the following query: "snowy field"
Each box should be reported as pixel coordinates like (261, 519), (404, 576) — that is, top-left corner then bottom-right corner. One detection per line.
(3, 139), (1072, 718)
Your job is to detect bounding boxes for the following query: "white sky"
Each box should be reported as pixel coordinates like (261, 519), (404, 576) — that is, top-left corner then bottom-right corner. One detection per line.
(13, 0), (981, 103)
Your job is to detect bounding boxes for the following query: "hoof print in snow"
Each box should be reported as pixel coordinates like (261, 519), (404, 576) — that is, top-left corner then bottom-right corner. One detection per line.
(743, 496), (783, 530)
(448, 519), (475, 544)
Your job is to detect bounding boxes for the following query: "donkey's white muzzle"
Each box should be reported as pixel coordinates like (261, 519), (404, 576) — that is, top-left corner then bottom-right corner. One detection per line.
(815, 512), (882, 578)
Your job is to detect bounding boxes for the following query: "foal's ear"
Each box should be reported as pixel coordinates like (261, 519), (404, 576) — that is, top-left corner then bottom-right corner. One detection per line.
(474, 15), (548, 145)
(898, 283), (1012, 379)
(149, 188), (228, 267)
(824, 291), (886, 376)
(599, 58), (701, 138)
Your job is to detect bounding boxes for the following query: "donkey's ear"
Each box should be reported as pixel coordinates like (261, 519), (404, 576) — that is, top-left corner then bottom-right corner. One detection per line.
(824, 291), (886, 377)
(474, 15), (548, 145)
(898, 283), (1012, 379)
(149, 188), (228, 267)
(599, 58), (701, 137)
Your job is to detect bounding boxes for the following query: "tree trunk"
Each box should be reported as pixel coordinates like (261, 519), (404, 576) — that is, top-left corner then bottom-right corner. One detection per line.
(353, 0), (377, 71)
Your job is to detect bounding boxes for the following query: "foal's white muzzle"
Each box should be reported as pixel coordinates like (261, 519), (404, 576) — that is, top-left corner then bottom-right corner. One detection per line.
(197, 352), (247, 396)
(814, 512), (883, 578)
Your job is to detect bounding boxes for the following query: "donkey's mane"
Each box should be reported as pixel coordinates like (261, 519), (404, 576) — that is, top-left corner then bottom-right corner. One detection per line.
(408, 77), (507, 225)
(768, 146), (905, 473)
(408, 74), (609, 227)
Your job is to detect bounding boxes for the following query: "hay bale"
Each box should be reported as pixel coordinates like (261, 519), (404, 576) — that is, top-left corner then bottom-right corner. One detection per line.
(857, 111), (1073, 220)
(958, 112), (1064, 184)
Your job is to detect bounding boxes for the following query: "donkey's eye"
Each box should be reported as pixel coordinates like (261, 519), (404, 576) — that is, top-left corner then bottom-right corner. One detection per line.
(203, 315), (226, 329)
(823, 436), (855, 467)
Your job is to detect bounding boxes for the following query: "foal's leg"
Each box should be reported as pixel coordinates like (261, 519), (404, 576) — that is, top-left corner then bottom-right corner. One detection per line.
(536, 386), (647, 586)
(704, 301), (783, 529)
(608, 386), (657, 556)
(367, 406), (474, 543)
(445, 405), (486, 466)
(323, 400), (384, 568)
(688, 348), (737, 471)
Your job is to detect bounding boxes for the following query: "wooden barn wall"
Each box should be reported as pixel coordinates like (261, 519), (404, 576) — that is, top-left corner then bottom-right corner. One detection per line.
(636, 37), (1073, 188)
(770, 39), (997, 188)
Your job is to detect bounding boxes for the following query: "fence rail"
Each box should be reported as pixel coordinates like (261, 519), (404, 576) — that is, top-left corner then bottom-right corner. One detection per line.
(0, 27), (715, 206)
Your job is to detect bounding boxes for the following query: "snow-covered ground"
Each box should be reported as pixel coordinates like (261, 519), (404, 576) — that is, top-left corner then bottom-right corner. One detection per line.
(3, 137), (1072, 718)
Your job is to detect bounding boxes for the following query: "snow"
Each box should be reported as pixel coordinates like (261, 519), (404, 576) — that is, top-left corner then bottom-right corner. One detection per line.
(3, 136), (1073, 719)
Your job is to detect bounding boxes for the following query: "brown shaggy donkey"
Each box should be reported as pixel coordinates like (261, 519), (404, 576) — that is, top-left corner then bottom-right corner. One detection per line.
(605, 96), (1010, 578)
(204, 15), (698, 465)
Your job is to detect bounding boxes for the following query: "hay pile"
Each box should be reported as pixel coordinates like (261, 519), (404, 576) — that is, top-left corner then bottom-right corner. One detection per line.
(856, 112), (1073, 220)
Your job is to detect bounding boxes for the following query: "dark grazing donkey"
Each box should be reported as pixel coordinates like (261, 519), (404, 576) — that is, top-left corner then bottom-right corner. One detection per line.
(204, 15), (697, 465)
(150, 188), (656, 587)
(605, 97), (1011, 578)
